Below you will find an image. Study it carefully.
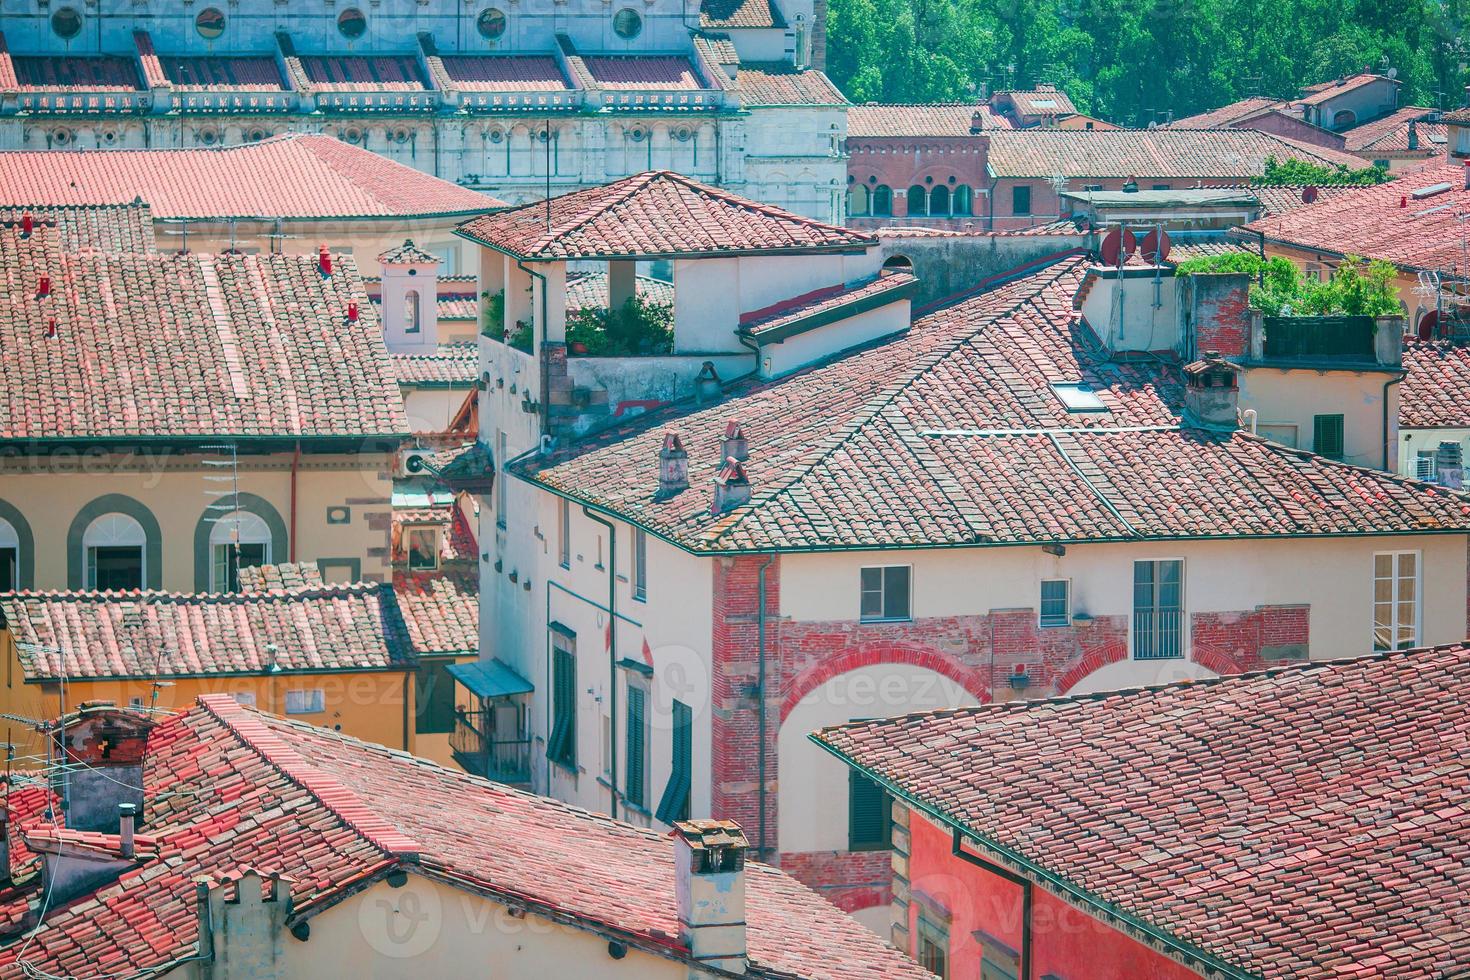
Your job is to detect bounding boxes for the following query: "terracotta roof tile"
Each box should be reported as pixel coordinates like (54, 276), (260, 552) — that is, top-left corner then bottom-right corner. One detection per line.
(162, 56), (287, 91)
(565, 270), (674, 310)
(700, 0), (787, 29)
(583, 56), (703, 91)
(848, 103), (1009, 137)
(437, 55), (569, 92)
(11, 55), (141, 92)
(739, 270), (917, 339)
(1294, 72), (1394, 107)
(297, 55), (427, 92)
(1165, 96), (1284, 129)
(389, 343), (479, 386)
(518, 254), (1470, 550)
(734, 64), (847, 106)
(986, 128), (1367, 178)
(236, 562), (325, 593)
(392, 571), (479, 656)
(813, 643), (1470, 979)
(0, 134), (501, 219)
(456, 171), (873, 259)
(1241, 183), (1359, 216)
(0, 696), (928, 979)
(1341, 106), (1446, 152)
(1400, 339), (1470, 427)
(378, 239), (440, 265)
(994, 86), (1078, 120)
(0, 204), (155, 253)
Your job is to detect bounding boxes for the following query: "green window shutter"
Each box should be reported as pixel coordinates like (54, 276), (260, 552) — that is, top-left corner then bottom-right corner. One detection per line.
(625, 686), (647, 808)
(848, 770), (892, 850)
(414, 658), (456, 735)
(549, 647), (576, 767)
(1314, 414), (1345, 461)
(656, 700), (692, 824)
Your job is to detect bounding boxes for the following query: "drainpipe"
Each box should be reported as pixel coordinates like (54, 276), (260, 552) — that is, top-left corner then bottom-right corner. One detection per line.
(1383, 371), (1404, 471)
(755, 552), (777, 861)
(583, 506), (618, 820)
(288, 442), (301, 562)
(952, 828), (1032, 979)
(517, 258), (552, 438)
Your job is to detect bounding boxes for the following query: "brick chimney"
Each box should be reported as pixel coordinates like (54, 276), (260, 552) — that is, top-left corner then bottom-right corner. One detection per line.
(657, 432), (690, 498)
(672, 820), (749, 975)
(711, 458), (751, 514)
(1182, 351), (1242, 430)
(50, 701), (154, 833)
(196, 868), (296, 978)
(720, 421), (749, 463)
(1184, 271), (1251, 360)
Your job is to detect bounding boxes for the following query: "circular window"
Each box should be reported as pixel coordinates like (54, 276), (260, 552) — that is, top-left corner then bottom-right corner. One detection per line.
(195, 7), (226, 39)
(613, 8), (642, 38)
(51, 129), (73, 146)
(477, 7), (507, 40)
(337, 8), (367, 40)
(51, 7), (83, 39)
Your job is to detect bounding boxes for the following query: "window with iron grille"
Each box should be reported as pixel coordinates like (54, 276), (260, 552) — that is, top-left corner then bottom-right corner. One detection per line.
(625, 685), (648, 809)
(548, 642), (577, 769)
(655, 699), (692, 824)
(848, 769), (891, 850)
(1133, 560), (1183, 660)
(1313, 414), (1345, 460)
(860, 565), (911, 622)
(1039, 579), (1070, 627)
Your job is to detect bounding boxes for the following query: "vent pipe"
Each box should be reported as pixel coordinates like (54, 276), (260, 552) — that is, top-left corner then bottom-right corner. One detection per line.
(21, 213), (33, 238)
(37, 276), (50, 298)
(318, 245), (332, 277)
(347, 302), (359, 322)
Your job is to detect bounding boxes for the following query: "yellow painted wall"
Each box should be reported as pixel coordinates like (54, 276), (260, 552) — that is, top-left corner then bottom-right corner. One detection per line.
(1239, 366), (1400, 469)
(0, 451), (394, 592)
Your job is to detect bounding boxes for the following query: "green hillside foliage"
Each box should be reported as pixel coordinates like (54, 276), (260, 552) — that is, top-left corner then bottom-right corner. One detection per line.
(827, 0), (1470, 125)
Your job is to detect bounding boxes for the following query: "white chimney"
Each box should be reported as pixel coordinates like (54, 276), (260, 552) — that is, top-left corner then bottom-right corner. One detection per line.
(657, 432), (690, 499)
(673, 820), (748, 975)
(711, 458), (751, 514)
(720, 421), (749, 463)
(377, 239), (441, 353)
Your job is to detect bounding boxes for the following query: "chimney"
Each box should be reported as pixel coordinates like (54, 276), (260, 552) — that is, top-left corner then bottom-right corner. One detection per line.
(694, 361), (722, 404)
(672, 820), (749, 975)
(1122, 176), (1139, 193)
(1182, 351), (1242, 430)
(118, 802), (136, 859)
(21, 213), (33, 238)
(720, 421), (749, 463)
(50, 702), (154, 833)
(711, 458), (751, 514)
(657, 432), (689, 498)
(376, 239), (441, 352)
(347, 301), (359, 322)
(1184, 271), (1251, 359)
(970, 110), (985, 134)
(37, 275), (50, 298)
(318, 245), (332, 277)
(46, 318), (57, 339)
(1436, 440), (1464, 489)
(1408, 120), (1419, 150)
(197, 869), (296, 975)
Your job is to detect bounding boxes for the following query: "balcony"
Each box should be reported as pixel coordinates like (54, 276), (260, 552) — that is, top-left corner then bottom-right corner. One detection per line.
(1250, 314), (1403, 369)
(451, 708), (532, 785)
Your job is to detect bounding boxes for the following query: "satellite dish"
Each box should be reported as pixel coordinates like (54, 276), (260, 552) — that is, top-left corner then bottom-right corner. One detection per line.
(1140, 227), (1171, 264)
(1418, 310), (1441, 341)
(1301, 186), (1319, 204)
(1100, 227), (1137, 267)
(1388, 67), (1399, 79)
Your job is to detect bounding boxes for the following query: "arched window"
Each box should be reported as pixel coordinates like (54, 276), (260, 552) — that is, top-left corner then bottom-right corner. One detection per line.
(0, 517), (17, 592)
(953, 185), (973, 216)
(872, 185), (892, 217)
(906, 185), (927, 217)
(1332, 109), (1356, 129)
(847, 184), (870, 217)
(882, 254), (914, 272)
(84, 514), (146, 591)
(930, 185), (950, 216)
(405, 289), (421, 334)
(209, 511), (272, 592)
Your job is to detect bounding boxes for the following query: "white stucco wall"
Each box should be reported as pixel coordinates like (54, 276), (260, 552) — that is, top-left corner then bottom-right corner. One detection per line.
(758, 297), (910, 378)
(1400, 426), (1470, 479)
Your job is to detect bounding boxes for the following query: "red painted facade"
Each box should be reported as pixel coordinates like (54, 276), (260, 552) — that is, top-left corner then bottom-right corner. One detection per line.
(905, 808), (1204, 980)
(846, 137), (989, 231)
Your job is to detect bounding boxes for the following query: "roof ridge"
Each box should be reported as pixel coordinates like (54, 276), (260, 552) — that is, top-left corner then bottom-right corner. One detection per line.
(197, 694), (420, 859)
(540, 171), (662, 251)
(0, 581), (391, 603)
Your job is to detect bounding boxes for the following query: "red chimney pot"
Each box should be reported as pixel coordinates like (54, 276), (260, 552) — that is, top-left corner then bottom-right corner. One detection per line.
(347, 302), (359, 322)
(46, 319), (57, 339)
(1400, 195), (1408, 208)
(37, 276), (50, 298)
(21, 213), (33, 237)
(319, 246), (332, 276)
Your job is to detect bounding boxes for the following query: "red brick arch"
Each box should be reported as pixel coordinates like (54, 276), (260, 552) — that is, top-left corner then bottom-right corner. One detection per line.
(1054, 643), (1129, 695)
(779, 644), (990, 723)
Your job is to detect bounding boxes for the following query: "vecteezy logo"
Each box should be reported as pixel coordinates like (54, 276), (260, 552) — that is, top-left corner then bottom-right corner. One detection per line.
(358, 874), (442, 958)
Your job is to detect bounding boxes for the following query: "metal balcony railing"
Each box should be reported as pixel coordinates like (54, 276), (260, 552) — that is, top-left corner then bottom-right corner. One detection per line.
(451, 708), (531, 784)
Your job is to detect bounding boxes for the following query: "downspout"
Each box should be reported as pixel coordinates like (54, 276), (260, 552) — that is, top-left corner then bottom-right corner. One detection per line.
(517, 258), (552, 437)
(987, 171), (1001, 231)
(1383, 371), (1404, 472)
(755, 552), (777, 861)
(952, 828), (1032, 980)
(583, 506), (619, 820)
(401, 671), (410, 751)
(289, 442), (301, 562)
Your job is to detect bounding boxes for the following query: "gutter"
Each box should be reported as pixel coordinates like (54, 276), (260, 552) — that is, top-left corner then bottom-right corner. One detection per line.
(452, 234), (877, 263)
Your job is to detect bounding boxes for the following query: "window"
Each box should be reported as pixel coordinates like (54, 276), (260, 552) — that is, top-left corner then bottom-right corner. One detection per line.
(860, 566), (911, 622)
(631, 528), (647, 601)
(613, 8), (642, 38)
(906, 185), (928, 217)
(1373, 159), (1390, 170)
(848, 769), (891, 850)
(1133, 560), (1183, 659)
(0, 518), (18, 592)
(915, 909), (949, 977)
(209, 510), (271, 592)
(496, 431), (508, 528)
(284, 689), (325, 715)
(1051, 381), (1107, 412)
(83, 514), (145, 591)
(195, 7), (226, 39)
(872, 185), (892, 217)
(548, 640), (577, 768)
(406, 525), (439, 571)
(415, 659), (456, 734)
(655, 699), (692, 824)
(558, 498), (571, 568)
(1257, 423), (1298, 448)
(1313, 414), (1345, 460)
(337, 8), (367, 39)
(1373, 552), (1419, 651)
(1012, 185), (1032, 216)
(929, 185), (950, 216)
(404, 289), (421, 334)
(847, 184), (870, 217)
(625, 685), (648, 809)
(953, 185), (973, 216)
(1039, 579), (1070, 627)
(52, 7), (83, 39)
(477, 7), (507, 39)
(1152, 184), (1171, 190)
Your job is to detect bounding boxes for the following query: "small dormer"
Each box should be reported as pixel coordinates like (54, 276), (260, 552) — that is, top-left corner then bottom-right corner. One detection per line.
(379, 240), (441, 353)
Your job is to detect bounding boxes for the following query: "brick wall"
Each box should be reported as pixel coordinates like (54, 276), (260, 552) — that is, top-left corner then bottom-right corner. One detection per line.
(1192, 604), (1310, 675)
(1188, 273), (1252, 359)
(778, 849), (892, 913)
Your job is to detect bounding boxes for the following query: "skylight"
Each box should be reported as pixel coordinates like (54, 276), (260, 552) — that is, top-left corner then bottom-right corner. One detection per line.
(1051, 382), (1109, 412)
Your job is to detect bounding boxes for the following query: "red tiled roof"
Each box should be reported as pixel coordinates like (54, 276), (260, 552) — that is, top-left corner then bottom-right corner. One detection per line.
(565, 270), (675, 310)
(995, 86), (1078, 120)
(1341, 106), (1445, 152)
(11, 55), (140, 92)
(0, 134), (500, 219)
(1165, 96), (1283, 129)
(1400, 339), (1470, 428)
(700, 0), (787, 29)
(1242, 183), (1359, 217)
(378, 239), (440, 265)
(517, 254), (1470, 551)
(986, 128), (1367, 178)
(0, 203), (155, 253)
(0, 696), (928, 979)
(0, 583), (416, 681)
(438, 55), (569, 91)
(582, 56), (703, 91)
(456, 171), (873, 260)
(1245, 161), (1470, 273)
(297, 55), (427, 91)
(814, 643), (1470, 979)
(393, 571), (479, 656)
(393, 503), (478, 567)
(435, 290), (480, 320)
(848, 103), (1010, 137)
(734, 64), (847, 106)
(1294, 72), (1394, 107)
(389, 343), (479, 386)
(236, 561), (325, 592)
(163, 56), (287, 91)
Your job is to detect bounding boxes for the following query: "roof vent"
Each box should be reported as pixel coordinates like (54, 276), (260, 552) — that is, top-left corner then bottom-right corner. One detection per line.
(46, 319), (57, 339)
(37, 276), (50, 298)
(711, 457), (751, 515)
(1410, 182), (1453, 200)
(21, 213), (33, 238)
(347, 302), (359, 322)
(673, 820), (749, 975)
(657, 432), (689, 499)
(318, 245), (332, 277)
(720, 421), (748, 463)
(694, 361), (722, 404)
(970, 110), (984, 133)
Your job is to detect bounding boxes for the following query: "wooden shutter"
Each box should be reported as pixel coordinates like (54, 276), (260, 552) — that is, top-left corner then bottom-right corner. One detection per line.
(625, 686), (646, 808)
(848, 770), (891, 849)
(656, 700), (692, 823)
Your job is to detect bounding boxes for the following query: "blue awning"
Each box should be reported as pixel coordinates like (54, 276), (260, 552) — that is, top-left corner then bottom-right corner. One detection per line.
(448, 659), (534, 699)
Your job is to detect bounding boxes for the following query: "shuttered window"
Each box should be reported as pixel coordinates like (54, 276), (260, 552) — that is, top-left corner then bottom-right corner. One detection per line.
(848, 770), (892, 850)
(414, 658), (456, 735)
(548, 644), (577, 768)
(625, 685), (648, 809)
(655, 699), (692, 824)
(1313, 414), (1345, 460)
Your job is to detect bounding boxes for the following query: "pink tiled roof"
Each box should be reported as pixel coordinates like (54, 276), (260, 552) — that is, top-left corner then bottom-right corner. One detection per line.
(0, 228), (408, 441)
(986, 128), (1367, 178)
(1244, 161), (1470, 273)
(389, 343), (479, 385)
(517, 254), (1470, 551)
(739, 270), (917, 338)
(438, 55), (569, 92)
(1293, 72), (1394, 107)
(0, 584), (416, 681)
(237, 561), (325, 592)
(132, 30), (168, 89)
(814, 643), (1470, 979)
(393, 503), (478, 567)
(582, 56), (703, 91)
(0, 695), (929, 979)
(0, 134), (500, 218)
(0, 33), (17, 91)
(1241, 183), (1359, 217)
(1165, 96), (1283, 129)
(393, 571), (479, 655)
(1341, 106), (1445, 152)
(297, 55), (427, 92)
(700, 0), (787, 29)
(735, 64), (847, 106)
(565, 270), (674, 310)
(848, 103), (1010, 137)
(163, 56), (288, 91)
(456, 171), (873, 259)
(995, 86), (1078, 120)
(1400, 340), (1470, 428)
(12, 55), (141, 92)
(0, 203), (155, 253)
